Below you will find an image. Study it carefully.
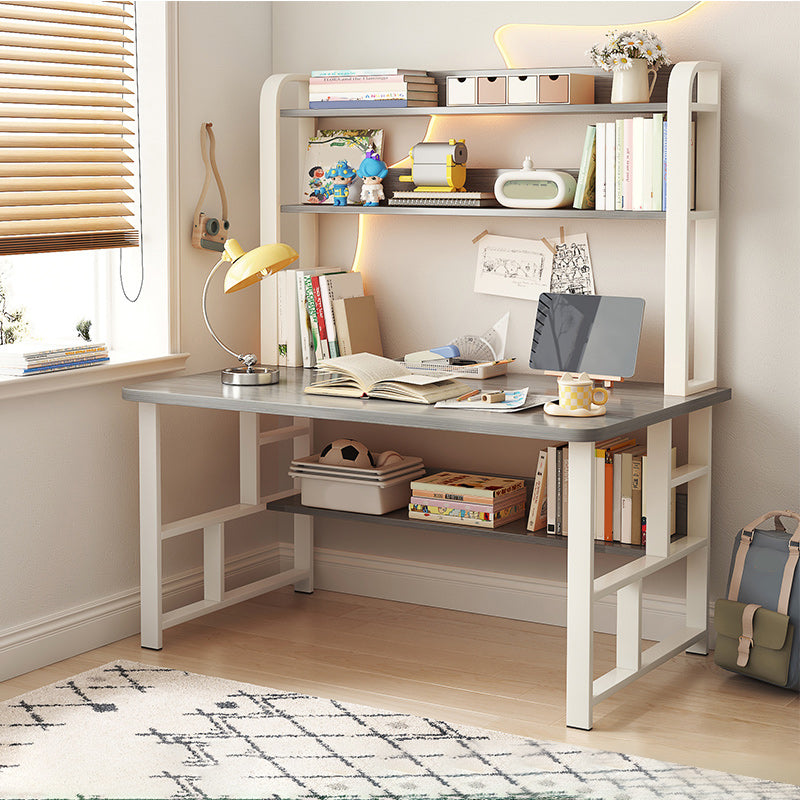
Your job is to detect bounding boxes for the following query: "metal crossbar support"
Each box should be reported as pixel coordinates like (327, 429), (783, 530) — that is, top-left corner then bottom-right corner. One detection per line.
(137, 408), (314, 650)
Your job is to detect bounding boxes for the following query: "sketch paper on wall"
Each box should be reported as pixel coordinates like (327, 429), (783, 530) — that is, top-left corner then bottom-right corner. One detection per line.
(474, 235), (553, 300)
(546, 233), (595, 295)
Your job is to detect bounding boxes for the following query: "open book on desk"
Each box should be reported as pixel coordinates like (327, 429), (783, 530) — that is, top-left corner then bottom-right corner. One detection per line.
(304, 353), (468, 404)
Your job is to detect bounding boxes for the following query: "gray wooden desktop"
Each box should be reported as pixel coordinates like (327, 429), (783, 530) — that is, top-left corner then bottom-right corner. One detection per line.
(123, 368), (730, 729)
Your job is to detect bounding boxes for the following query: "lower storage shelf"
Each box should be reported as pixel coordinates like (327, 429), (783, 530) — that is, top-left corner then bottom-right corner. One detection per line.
(265, 494), (682, 559)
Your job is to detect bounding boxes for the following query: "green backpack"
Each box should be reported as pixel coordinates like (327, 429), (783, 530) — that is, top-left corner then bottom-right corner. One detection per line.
(715, 511), (800, 689)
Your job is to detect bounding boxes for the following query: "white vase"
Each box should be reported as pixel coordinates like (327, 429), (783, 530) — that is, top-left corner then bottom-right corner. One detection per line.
(610, 58), (657, 103)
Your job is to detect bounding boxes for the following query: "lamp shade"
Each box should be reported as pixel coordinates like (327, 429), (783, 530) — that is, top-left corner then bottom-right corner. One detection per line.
(222, 239), (299, 294)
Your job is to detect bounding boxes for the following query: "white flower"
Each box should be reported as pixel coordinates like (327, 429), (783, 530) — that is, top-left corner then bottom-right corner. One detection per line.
(588, 27), (669, 71)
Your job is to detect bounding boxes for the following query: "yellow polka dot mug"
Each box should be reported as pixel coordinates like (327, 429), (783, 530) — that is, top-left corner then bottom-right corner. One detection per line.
(557, 372), (609, 412)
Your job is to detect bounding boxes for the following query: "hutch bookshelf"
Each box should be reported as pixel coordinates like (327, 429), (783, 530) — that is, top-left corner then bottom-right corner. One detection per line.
(122, 62), (727, 731)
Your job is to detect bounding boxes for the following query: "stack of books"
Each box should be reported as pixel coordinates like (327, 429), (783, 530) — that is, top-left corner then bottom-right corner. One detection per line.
(0, 341), (109, 376)
(277, 267), (382, 368)
(409, 471), (527, 529)
(526, 439), (676, 546)
(572, 115), (694, 212)
(308, 69), (438, 109)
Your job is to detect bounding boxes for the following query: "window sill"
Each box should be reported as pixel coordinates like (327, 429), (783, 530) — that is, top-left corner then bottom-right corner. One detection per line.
(0, 351), (190, 402)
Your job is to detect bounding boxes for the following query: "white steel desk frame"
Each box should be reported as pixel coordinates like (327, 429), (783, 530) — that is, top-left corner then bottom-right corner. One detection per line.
(126, 372), (727, 731)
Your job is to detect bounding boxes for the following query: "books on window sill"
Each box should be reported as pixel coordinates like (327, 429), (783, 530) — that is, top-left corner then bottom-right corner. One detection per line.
(409, 471), (526, 529)
(308, 69), (438, 109)
(575, 115), (694, 212)
(0, 341), (109, 376)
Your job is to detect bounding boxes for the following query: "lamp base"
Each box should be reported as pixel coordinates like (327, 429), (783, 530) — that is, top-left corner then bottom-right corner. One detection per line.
(221, 365), (280, 385)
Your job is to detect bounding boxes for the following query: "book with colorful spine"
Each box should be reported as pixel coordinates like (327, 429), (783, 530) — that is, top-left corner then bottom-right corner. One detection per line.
(410, 471), (525, 503)
(409, 496), (526, 529)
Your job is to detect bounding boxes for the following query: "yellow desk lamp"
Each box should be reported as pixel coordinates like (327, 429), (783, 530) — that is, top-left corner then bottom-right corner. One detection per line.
(202, 238), (298, 385)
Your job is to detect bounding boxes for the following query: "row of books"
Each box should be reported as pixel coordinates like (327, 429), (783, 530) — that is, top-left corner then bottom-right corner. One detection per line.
(408, 471), (526, 529)
(573, 114), (694, 212)
(526, 437), (677, 545)
(277, 267), (382, 368)
(0, 341), (109, 376)
(308, 68), (438, 109)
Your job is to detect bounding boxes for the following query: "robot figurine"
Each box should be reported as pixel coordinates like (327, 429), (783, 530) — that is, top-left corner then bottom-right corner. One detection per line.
(356, 150), (389, 206)
(325, 160), (357, 206)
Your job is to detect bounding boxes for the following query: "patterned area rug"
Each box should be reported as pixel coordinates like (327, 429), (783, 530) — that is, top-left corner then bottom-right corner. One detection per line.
(0, 661), (797, 800)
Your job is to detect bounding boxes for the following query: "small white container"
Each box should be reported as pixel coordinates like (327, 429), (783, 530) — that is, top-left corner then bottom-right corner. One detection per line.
(294, 469), (425, 515)
(446, 76), (476, 106)
(507, 74), (538, 104)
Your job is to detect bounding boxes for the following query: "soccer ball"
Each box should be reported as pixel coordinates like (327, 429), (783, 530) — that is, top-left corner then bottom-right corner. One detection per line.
(319, 439), (375, 469)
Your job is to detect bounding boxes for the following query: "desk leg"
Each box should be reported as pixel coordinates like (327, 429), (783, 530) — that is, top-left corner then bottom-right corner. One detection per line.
(566, 440), (595, 730)
(139, 402), (163, 650)
(293, 515), (314, 593)
(292, 415), (313, 593)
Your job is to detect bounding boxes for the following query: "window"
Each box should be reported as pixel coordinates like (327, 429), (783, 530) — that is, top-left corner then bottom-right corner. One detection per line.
(0, 0), (141, 351)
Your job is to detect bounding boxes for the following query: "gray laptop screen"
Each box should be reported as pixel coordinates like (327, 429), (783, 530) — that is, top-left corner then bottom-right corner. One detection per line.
(529, 293), (645, 377)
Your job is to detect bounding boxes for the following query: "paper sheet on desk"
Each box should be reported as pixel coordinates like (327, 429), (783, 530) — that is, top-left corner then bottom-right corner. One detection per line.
(436, 387), (555, 413)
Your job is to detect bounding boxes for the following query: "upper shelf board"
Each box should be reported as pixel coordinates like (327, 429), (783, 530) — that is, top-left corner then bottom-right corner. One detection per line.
(281, 102), (670, 118)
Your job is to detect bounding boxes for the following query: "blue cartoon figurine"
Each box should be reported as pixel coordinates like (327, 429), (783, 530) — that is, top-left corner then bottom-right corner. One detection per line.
(357, 150), (389, 206)
(325, 160), (356, 206)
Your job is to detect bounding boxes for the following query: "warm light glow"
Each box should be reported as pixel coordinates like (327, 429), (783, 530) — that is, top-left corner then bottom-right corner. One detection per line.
(494, 2), (703, 67)
(352, 116), (445, 272)
(351, 214), (366, 272)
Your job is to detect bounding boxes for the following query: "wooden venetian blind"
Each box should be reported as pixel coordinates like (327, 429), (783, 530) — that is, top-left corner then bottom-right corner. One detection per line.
(0, 0), (138, 254)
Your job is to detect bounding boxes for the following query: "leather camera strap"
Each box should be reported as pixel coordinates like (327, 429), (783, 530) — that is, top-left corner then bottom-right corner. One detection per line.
(192, 122), (229, 224)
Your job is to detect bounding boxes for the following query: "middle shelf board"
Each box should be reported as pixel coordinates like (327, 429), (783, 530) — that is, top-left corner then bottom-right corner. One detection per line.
(266, 493), (683, 559)
(281, 204), (666, 219)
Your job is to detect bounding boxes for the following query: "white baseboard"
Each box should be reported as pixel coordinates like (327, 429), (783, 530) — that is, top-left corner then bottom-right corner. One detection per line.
(282, 544), (715, 645)
(0, 544), (282, 682)
(2, 542), (714, 683)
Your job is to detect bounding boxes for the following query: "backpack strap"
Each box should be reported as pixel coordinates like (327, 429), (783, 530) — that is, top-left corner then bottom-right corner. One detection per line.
(729, 511), (800, 604)
(727, 529), (754, 601)
(777, 523), (800, 615)
(737, 603), (761, 667)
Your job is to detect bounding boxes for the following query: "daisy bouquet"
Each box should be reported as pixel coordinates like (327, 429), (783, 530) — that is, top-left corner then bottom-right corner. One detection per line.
(588, 29), (670, 71)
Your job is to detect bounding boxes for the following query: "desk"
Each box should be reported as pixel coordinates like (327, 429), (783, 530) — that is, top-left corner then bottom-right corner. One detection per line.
(123, 369), (730, 729)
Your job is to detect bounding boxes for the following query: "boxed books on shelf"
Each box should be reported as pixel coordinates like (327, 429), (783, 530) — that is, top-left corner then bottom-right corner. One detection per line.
(409, 471), (526, 529)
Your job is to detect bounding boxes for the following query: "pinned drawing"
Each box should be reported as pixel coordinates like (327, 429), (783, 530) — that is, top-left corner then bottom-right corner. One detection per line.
(474, 234), (553, 300)
(547, 233), (595, 295)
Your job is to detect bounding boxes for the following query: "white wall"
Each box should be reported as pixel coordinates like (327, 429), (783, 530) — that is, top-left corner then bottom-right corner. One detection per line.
(271, 1), (800, 609)
(0, 1), (273, 680)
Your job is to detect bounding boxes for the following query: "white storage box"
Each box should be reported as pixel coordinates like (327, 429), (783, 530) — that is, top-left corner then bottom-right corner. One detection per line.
(291, 469), (425, 515)
(446, 76), (476, 105)
(507, 74), (538, 104)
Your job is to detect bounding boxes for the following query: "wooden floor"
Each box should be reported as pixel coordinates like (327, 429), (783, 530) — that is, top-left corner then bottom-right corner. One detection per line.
(2, 587), (799, 787)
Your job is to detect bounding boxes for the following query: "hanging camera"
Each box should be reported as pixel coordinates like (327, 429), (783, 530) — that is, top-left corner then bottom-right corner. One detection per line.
(191, 122), (230, 252)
